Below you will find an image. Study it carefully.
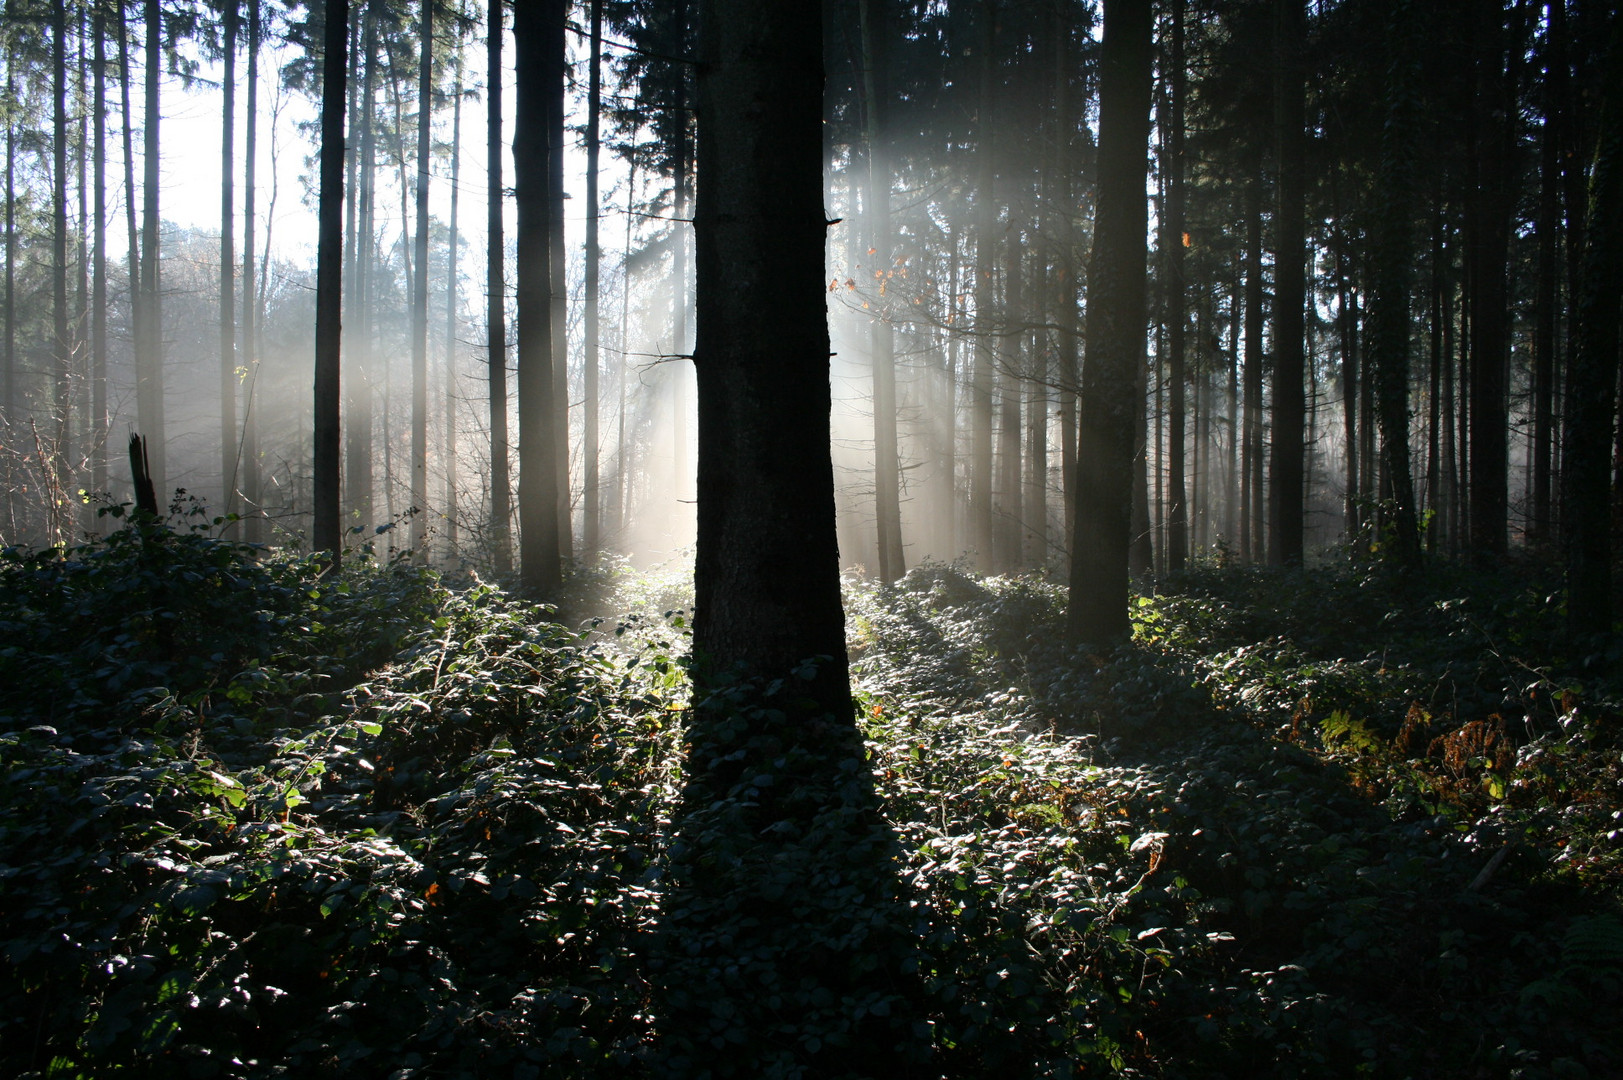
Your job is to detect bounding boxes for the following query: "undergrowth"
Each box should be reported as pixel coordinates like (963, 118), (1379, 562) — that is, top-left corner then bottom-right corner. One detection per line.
(2, 527), (1620, 1078)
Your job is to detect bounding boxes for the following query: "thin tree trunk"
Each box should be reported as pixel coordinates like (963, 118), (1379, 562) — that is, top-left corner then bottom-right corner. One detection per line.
(860, 0), (905, 582)
(54, 0), (71, 534)
(348, 9), (375, 530)
(488, 0), (512, 574)
(313, 0), (351, 567)
(242, 0), (261, 543)
(1242, 174), (1265, 561)
(138, 0), (165, 502)
(548, 3), (571, 559)
(514, 0), (562, 596)
(1165, 0), (1188, 572)
(410, 0), (432, 550)
(220, 0), (239, 534)
(118, 2), (140, 502)
(444, 53), (463, 555)
(1069, 0), (1152, 643)
(92, 11), (108, 518)
(1270, 0), (1306, 565)
(999, 239), (1023, 570)
(1530, 0), (1561, 545)
(583, 0), (602, 554)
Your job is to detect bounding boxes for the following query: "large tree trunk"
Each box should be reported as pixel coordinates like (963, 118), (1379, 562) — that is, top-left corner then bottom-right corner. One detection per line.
(672, 3), (927, 1071)
(409, 0), (433, 551)
(220, 0), (238, 534)
(1068, 0), (1152, 644)
(860, 0), (905, 583)
(138, 0), (165, 502)
(312, 0), (351, 567)
(1467, 0), (1514, 560)
(513, 0), (562, 597)
(488, 0), (512, 574)
(582, 0), (602, 555)
(241, 0), (262, 543)
(1367, 0), (1421, 568)
(1269, 0), (1306, 565)
(1562, 13), (1622, 638)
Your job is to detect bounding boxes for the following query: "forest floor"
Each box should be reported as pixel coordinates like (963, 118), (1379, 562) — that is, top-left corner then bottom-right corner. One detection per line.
(2, 517), (1620, 1078)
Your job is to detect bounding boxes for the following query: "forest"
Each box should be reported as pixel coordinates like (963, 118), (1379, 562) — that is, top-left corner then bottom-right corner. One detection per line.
(2, 0), (1622, 1076)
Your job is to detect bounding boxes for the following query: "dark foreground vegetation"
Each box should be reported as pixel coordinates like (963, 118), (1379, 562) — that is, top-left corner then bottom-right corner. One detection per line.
(2, 520), (1620, 1078)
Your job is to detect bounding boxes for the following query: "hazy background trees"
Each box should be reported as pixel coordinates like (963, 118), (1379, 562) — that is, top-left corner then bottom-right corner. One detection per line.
(1, 0), (1618, 631)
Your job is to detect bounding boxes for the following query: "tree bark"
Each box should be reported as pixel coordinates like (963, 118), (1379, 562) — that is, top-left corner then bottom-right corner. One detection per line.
(860, 0), (906, 583)
(488, 0), (512, 574)
(444, 53), (463, 555)
(1068, 0), (1152, 644)
(313, 0), (351, 568)
(1368, 0), (1422, 569)
(970, 0), (997, 570)
(1269, 0), (1306, 565)
(138, 0), (165, 502)
(242, 0), (262, 543)
(513, 0), (562, 597)
(54, 0), (71, 533)
(1467, 0), (1514, 560)
(548, 3), (571, 560)
(1562, 12), (1622, 638)
(673, 3), (928, 1070)
(410, 0), (433, 551)
(1165, 0), (1188, 572)
(220, 0), (239, 534)
(583, 0), (602, 554)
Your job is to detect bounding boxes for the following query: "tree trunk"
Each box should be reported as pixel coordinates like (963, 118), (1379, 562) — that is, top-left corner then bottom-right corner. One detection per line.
(92, 10), (108, 517)
(1562, 13), (1622, 638)
(513, 0), (563, 596)
(860, 0), (905, 583)
(999, 236), (1024, 570)
(1242, 175), (1265, 561)
(347, 10), (375, 530)
(1468, 0), (1514, 560)
(118, 3), (140, 503)
(1269, 0), (1306, 565)
(970, 0), (997, 570)
(1368, 0), (1422, 569)
(673, 4), (928, 1070)
(138, 0), (165, 502)
(488, 0), (512, 574)
(242, 0), (261, 543)
(548, 4), (572, 560)
(220, 0), (239, 534)
(1165, 0), (1188, 572)
(444, 53), (463, 556)
(54, 0), (71, 535)
(1068, 0), (1152, 644)
(1531, 1), (1562, 545)
(583, 0), (602, 555)
(313, 0), (351, 568)
(410, 0), (433, 551)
